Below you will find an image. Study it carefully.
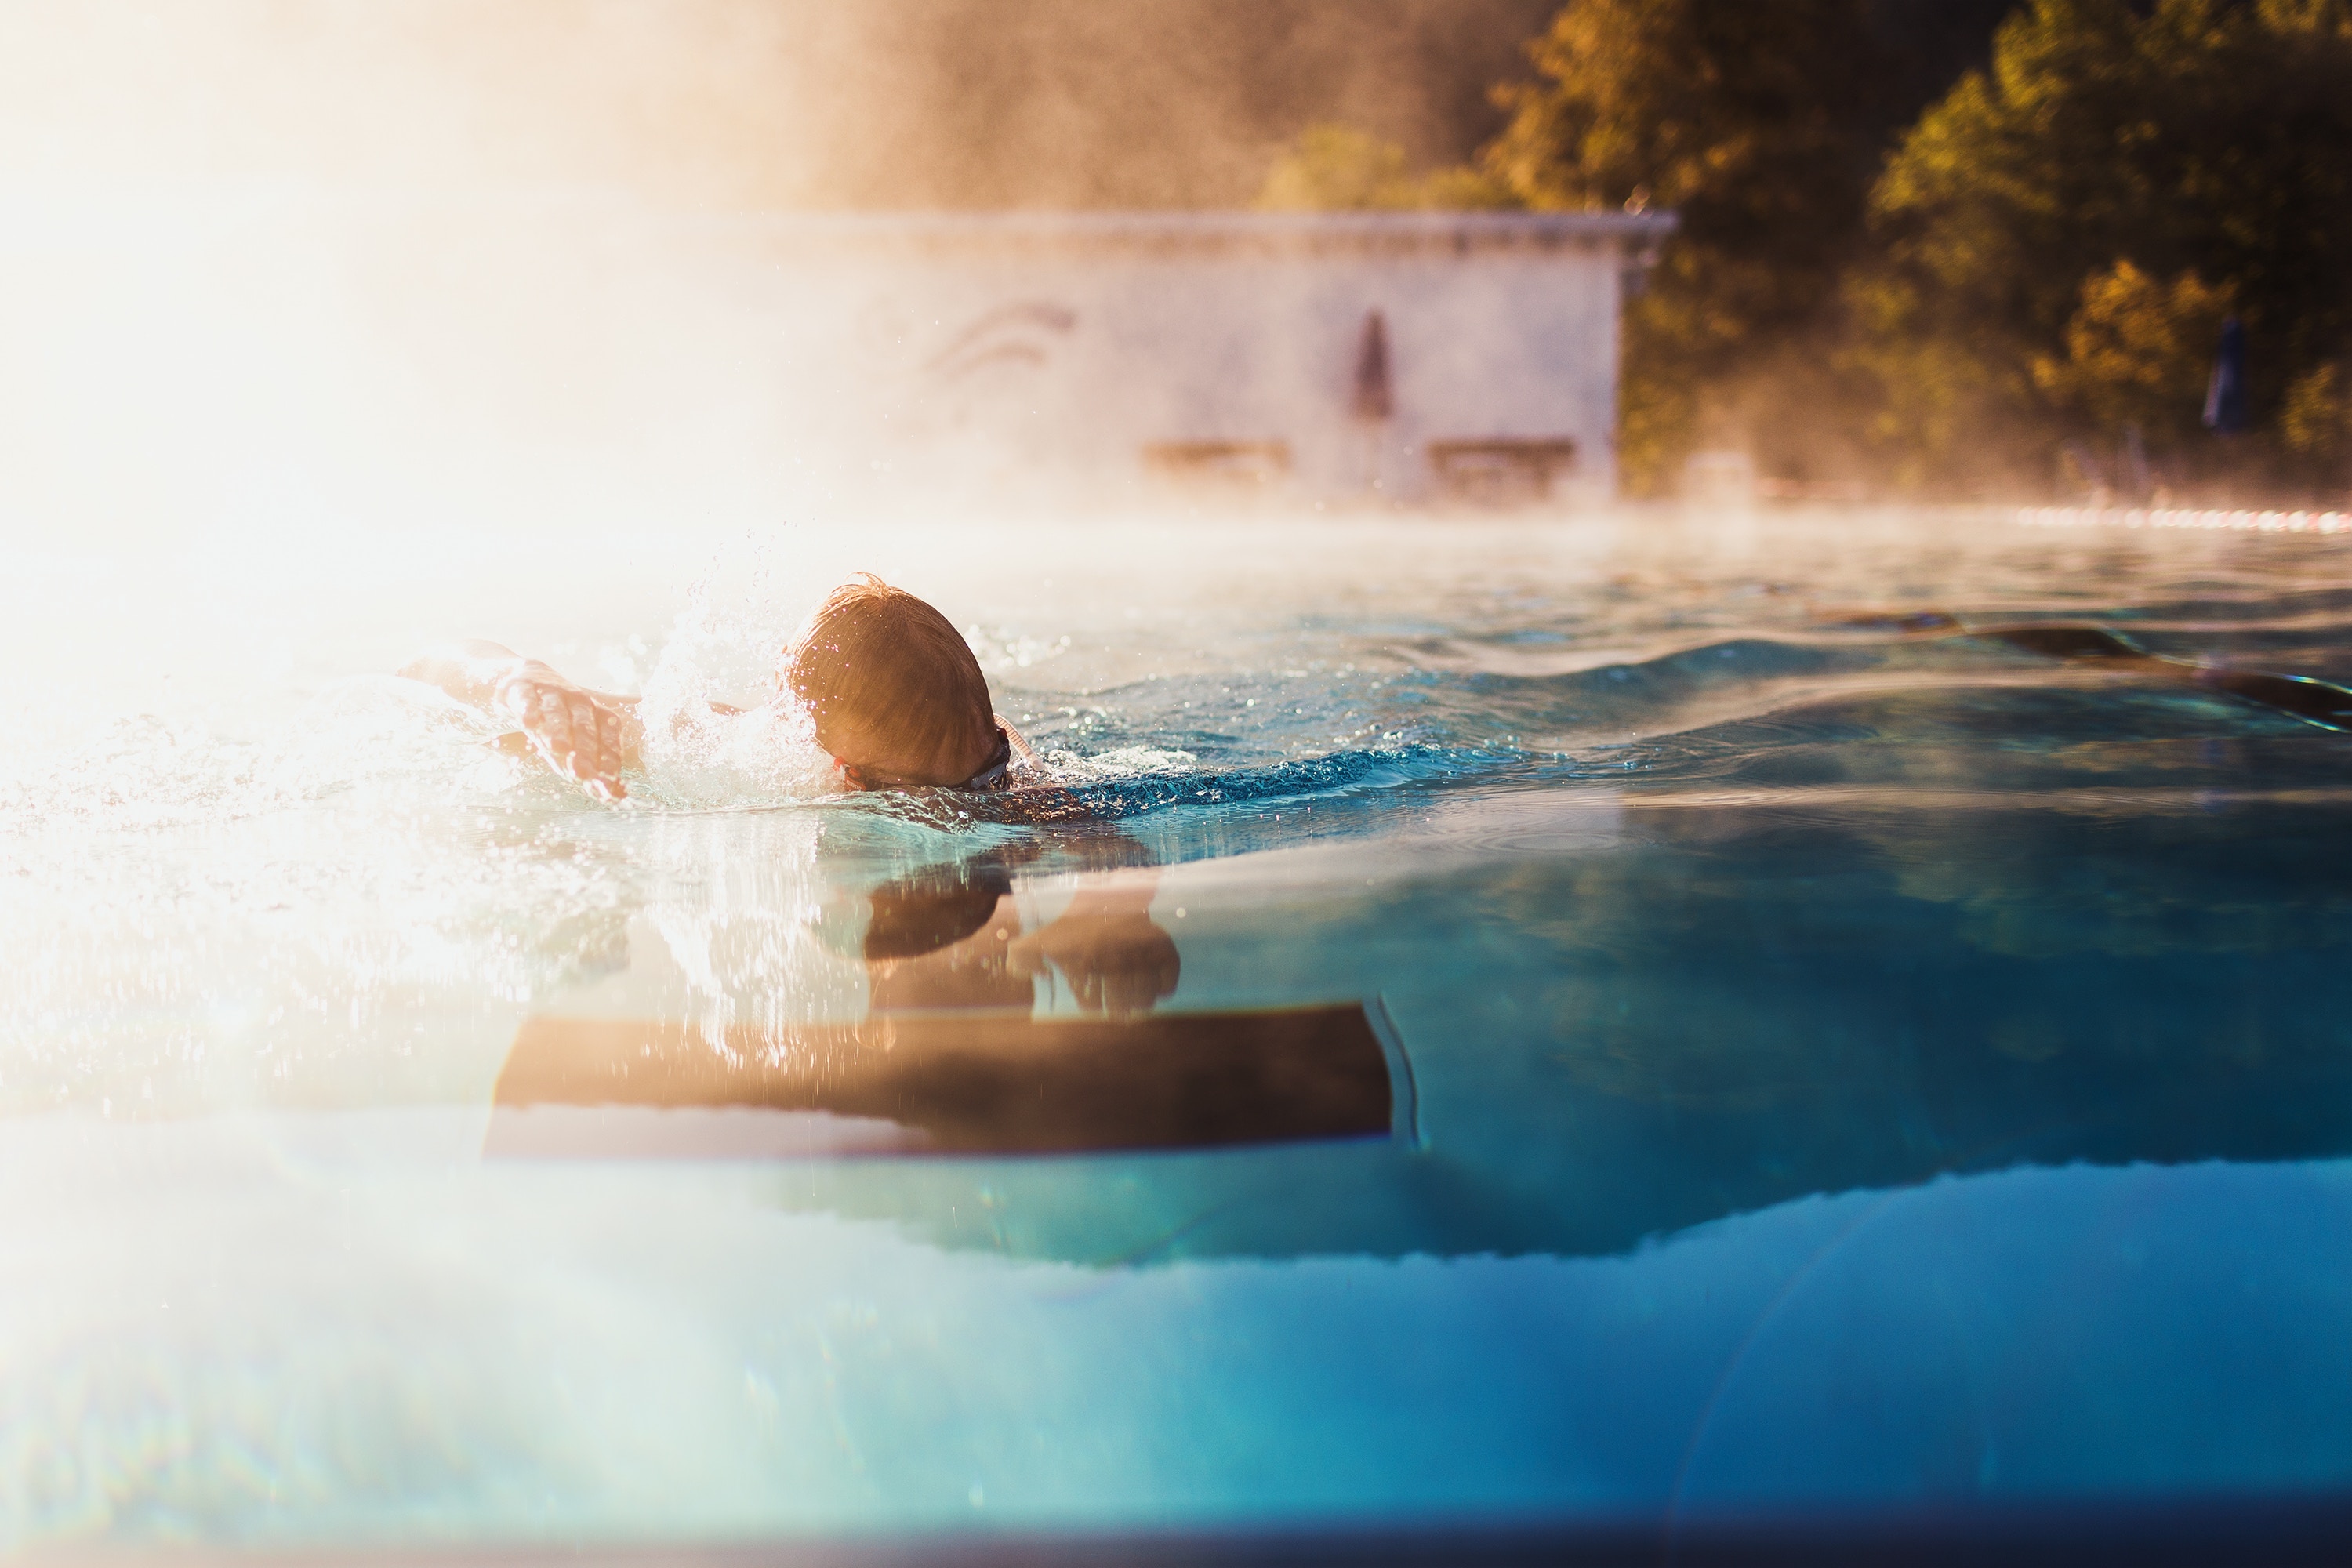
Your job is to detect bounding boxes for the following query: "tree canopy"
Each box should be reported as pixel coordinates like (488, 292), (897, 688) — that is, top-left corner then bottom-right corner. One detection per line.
(1475, 0), (1910, 492)
(1861, 0), (2352, 489)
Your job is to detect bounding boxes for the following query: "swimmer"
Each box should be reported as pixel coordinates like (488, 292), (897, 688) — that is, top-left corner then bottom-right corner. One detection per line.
(399, 574), (1036, 801)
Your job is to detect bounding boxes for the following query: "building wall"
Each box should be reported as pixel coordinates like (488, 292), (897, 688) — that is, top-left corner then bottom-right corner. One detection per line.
(757, 212), (1672, 505)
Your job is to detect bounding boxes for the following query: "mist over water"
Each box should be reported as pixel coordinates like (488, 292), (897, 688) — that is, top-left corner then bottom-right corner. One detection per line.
(0, 2), (1552, 205)
(0, 2), (1573, 557)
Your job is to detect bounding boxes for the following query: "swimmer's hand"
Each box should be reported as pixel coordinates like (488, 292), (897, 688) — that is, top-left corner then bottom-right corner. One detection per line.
(492, 666), (637, 801)
(398, 640), (641, 802)
(1007, 888), (1180, 1019)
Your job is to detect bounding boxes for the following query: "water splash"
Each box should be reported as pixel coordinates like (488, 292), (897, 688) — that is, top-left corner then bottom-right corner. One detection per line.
(630, 554), (838, 808)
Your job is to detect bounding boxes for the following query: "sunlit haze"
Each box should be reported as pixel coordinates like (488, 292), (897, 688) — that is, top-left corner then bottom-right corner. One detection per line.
(6, 3), (2352, 1558)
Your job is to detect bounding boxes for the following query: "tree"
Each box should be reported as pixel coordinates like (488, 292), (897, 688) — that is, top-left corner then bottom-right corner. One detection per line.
(1860, 0), (2352, 492)
(2031, 260), (2235, 449)
(1474, 1), (1929, 493)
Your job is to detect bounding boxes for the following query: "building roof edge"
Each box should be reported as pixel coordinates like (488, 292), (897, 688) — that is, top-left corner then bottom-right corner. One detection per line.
(741, 209), (1678, 254)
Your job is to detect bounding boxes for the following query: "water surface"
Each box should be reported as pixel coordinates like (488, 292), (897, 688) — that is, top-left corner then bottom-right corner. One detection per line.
(2, 508), (2349, 1550)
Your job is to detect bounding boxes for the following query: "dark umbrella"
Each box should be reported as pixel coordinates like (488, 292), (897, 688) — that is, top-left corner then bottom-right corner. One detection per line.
(1351, 309), (1392, 422)
(2204, 314), (2249, 434)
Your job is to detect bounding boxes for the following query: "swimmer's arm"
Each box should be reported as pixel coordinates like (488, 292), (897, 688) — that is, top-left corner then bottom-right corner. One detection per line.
(1006, 869), (1178, 1018)
(397, 640), (641, 801)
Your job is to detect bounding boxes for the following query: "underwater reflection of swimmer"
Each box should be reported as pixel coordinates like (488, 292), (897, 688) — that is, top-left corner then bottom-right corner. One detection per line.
(488, 846), (1396, 1157)
(855, 855), (1179, 1021)
(486, 999), (1394, 1158)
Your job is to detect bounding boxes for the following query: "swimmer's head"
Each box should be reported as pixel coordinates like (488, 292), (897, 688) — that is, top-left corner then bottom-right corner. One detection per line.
(781, 575), (999, 790)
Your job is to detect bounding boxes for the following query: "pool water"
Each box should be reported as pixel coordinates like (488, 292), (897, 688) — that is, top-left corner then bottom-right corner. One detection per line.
(3, 510), (2350, 1553)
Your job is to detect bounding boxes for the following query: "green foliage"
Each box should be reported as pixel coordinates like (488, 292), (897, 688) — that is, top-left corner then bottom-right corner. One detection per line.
(1258, 125), (1421, 210)
(2031, 261), (2234, 446)
(1256, 125), (1510, 212)
(2281, 364), (2349, 466)
(1862, 0), (2352, 490)
(1475, 0), (1898, 493)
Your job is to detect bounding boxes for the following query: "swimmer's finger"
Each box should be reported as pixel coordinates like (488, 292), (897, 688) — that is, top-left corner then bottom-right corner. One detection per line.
(514, 694), (564, 757)
(585, 721), (627, 800)
(581, 704), (630, 800)
(546, 737), (626, 803)
(524, 727), (572, 781)
(539, 694), (593, 781)
(557, 735), (626, 803)
(492, 677), (536, 722)
(526, 699), (591, 786)
(523, 687), (574, 761)
(593, 709), (629, 775)
(561, 695), (601, 778)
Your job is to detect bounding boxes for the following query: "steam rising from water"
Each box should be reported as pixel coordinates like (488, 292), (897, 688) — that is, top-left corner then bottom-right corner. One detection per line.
(0, 2), (1568, 554)
(0, 2), (1546, 203)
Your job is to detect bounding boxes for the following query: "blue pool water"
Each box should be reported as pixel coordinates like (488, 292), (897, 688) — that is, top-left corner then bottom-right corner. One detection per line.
(2, 510), (2349, 1554)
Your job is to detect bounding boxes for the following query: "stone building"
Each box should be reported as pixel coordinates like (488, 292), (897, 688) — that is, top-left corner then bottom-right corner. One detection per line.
(760, 210), (1675, 506)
